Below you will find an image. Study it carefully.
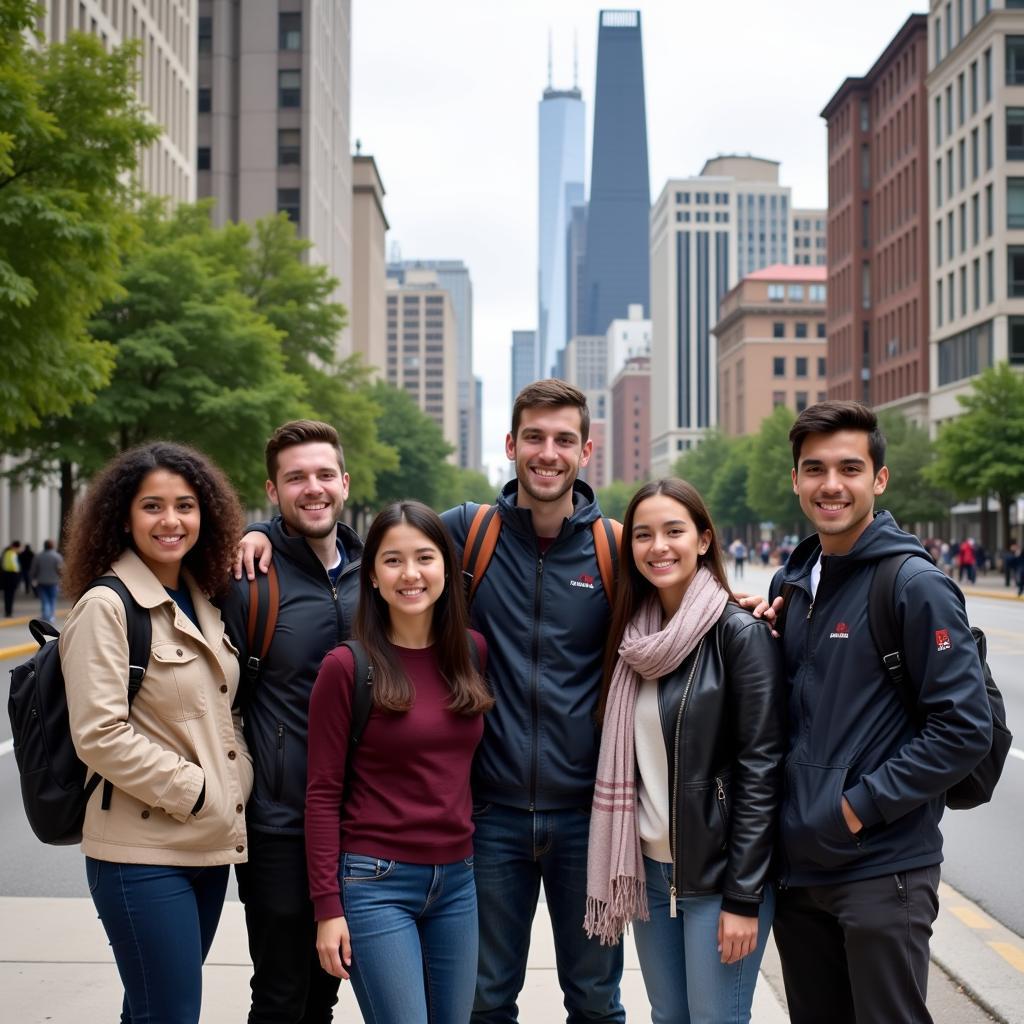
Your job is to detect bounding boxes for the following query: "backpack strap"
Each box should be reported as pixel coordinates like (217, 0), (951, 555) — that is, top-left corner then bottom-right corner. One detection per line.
(462, 504), (502, 604)
(867, 553), (918, 715)
(244, 562), (280, 690)
(339, 639), (375, 806)
(82, 577), (152, 811)
(774, 582), (798, 638)
(592, 517), (622, 606)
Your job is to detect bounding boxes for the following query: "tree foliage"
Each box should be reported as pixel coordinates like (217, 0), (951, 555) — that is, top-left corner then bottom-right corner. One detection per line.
(745, 405), (801, 532)
(0, 2), (160, 431)
(876, 410), (953, 528)
(595, 479), (642, 522)
(671, 430), (732, 499)
(435, 465), (495, 513)
(708, 435), (756, 530)
(925, 363), (1024, 542)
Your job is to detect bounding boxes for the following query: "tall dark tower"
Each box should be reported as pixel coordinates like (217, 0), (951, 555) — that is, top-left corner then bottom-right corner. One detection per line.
(581, 10), (650, 336)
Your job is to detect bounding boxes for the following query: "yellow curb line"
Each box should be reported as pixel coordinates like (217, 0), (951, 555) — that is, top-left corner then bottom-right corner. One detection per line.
(950, 906), (992, 930)
(0, 609), (68, 629)
(958, 587), (1024, 603)
(0, 643), (36, 659)
(987, 941), (1024, 973)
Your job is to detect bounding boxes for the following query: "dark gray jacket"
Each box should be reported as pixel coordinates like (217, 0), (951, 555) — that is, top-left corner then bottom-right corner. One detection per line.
(221, 517), (362, 834)
(31, 548), (63, 586)
(442, 479), (613, 811)
(769, 512), (992, 887)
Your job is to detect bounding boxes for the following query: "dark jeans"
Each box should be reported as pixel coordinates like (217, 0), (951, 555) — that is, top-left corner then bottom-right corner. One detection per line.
(470, 802), (624, 1024)
(773, 865), (940, 1024)
(86, 857), (228, 1024)
(236, 830), (340, 1024)
(2, 571), (18, 616)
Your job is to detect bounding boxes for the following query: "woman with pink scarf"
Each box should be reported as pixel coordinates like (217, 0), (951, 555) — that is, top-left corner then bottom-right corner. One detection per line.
(585, 478), (784, 1023)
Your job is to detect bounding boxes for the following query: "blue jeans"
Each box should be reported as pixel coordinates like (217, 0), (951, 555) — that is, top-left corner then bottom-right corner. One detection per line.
(633, 857), (775, 1024)
(470, 803), (624, 1023)
(86, 857), (229, 1024)
(37, 583), (57, 621)
(341, 852), (478, 1024)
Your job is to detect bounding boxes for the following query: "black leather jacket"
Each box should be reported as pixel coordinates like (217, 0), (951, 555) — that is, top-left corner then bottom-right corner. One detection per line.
(656, 603), (785, 916)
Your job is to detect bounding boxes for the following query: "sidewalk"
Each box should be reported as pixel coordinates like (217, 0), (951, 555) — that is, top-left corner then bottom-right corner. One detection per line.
(0, 895), (789, 1023)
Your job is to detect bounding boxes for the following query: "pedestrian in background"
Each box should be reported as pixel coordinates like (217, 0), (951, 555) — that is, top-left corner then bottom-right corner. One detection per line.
(18, 542), (34, 594)
(306, 500), (491, 1023)
(586, 479), (784, 1023)
(60, 442), (252, 1024)
(2, 540), (22, 616)
(30, 539), (63, 622)
(958, 537), (977, 585)
(1004, 542), (1019, 588)
(729, 537), (747, 579)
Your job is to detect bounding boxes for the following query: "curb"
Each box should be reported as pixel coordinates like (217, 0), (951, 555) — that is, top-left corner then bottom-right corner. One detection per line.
(0, 642), (36, 659)
(959, 586), (1024, 603)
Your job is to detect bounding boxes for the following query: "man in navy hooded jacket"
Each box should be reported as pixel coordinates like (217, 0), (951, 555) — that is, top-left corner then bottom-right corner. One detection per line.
(768, 400), (991, 1024)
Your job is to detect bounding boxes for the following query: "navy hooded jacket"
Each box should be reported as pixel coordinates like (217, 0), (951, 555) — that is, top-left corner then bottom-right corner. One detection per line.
(769, 512), (992, 887)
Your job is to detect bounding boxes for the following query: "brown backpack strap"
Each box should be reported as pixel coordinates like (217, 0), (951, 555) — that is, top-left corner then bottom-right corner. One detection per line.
(244, 561), (280, 690)
(593, 517), (622, 606)
(461, 504), (502, 603)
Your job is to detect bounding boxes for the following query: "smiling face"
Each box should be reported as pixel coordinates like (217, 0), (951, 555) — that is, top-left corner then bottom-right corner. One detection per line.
(266, 441), (349, 540)
(630, 493), (711, 615)
(505, 405), (593, 510)
(370, 521), (446, 634)
(128, 469), (201, 587)
(792, 429), (889, 555)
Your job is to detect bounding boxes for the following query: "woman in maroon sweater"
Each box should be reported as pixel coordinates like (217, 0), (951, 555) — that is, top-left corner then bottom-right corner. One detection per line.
(306, 500), (492, 1024)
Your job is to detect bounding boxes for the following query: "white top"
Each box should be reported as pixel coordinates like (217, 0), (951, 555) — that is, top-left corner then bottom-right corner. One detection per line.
(635, 676), (673, 864)
(810, 554), (823, 598)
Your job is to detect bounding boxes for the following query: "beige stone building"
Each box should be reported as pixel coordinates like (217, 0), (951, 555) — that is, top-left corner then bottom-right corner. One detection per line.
(791, 208), (827, 266)
(715, 265), (828, 437)
(38, 0), (197, 204)
(196, 0), (353, 350)
(351, 154), (388, 376)
(928, 0), (1024, 431)
(385, 272), (459, 461)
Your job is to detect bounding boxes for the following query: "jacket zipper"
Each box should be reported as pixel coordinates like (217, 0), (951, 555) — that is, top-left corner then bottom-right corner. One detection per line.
(528, 555), (544, 811)
(273, 723), (285, 801)
(668, 638), (704, 918)
(715, 775), (728, 844)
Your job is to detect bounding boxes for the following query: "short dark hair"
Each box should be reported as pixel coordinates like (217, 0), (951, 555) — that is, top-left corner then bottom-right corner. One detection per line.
(265, 420), (345, 483)
(511, 379), (590, 443)
(789, 401), (886, 474)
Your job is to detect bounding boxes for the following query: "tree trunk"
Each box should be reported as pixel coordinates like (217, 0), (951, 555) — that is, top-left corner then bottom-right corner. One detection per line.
(58, 460), (75, 550)
(979, 493), (991, 552)
(999, 492), (1013, 551)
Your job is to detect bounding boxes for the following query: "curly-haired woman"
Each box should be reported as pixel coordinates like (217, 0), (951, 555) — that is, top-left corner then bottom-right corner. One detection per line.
(60, 441), (252, 1024)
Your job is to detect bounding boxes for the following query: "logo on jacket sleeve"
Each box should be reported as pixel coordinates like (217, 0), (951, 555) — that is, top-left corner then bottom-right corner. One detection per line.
(570, 573), (595, 590)
(935, 628), (951, 651)
(829, 621), (850, 639)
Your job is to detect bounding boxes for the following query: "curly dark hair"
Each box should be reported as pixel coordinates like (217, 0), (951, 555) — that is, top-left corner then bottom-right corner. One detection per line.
(63, 442), (244, 601)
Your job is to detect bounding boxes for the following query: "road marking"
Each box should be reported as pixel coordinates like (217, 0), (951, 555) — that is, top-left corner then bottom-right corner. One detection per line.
(0, 738), (13, 757)
(0, 642), (35, 660)
(950, 905), (992, 929)
(1009, 748), (1024, 763)
(988, 942), (1024, 973)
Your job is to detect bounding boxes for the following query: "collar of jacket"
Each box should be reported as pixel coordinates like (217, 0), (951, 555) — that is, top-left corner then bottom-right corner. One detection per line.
(266, 516), (363, 579)
(495, 478), (602, 540)
(109, 548), (224, 652)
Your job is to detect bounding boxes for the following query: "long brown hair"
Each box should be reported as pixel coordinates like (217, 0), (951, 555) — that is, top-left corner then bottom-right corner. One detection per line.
(596, 478), (733, 724)
(355, 501), (493, 715)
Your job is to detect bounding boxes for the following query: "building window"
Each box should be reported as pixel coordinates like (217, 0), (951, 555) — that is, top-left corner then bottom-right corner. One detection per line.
(277, 188), (300, 224)
(788, 284), (805, 301)
(937, 320), (993, 384)
(772, 391), (786, 408)
(279, 12), (301, 51)
(809, 284), (826, 302)
(1009, 178), (1024, 227)
(1007, 37), (1024, 84)
(278, 70), (301, 108)
(986, 183), (994, 236)
(818, 356), (827, 376)
(773, 357), (786, 377)
(817, 322), (826, 339)
(198, 15), (211, 55)
(937, 219), (944, 265)
(972, 193), (980, 245)
(768, 284), (784, 301)
(984, 47), (992, 102)
(971, 60), (978, 115)
(971, 128), (979, 180)
(974, 257), (981, 310)
(862, 261), (871, 309)
(938, 279), (944, 327)
(985, 115), (993, 170)
(278, 129), (300, 166)
(795, 322), (808, 339)
(772, 322), (785, 339)
(987, 249), (995, 303)
(795, 391), (809, 413)
(795, 357), (808, 378)
(935, 96), (942, 147)
(198, 86), (211, 113)
(1008, 246), (1024, 296)
(1009, 317), (1024, 364)
(197, 147), (210, 171)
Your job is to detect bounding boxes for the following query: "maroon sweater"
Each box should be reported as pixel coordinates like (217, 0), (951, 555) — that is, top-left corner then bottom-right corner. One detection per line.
(305, 633), (487, 921)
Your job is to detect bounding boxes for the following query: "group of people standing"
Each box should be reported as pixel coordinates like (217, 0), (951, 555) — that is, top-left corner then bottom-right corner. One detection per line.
(2, 538), (64, 619)
(54, 380), (993, 1024)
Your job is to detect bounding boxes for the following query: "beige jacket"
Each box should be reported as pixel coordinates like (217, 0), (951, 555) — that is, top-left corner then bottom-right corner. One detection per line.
(61, 550), (253, 866)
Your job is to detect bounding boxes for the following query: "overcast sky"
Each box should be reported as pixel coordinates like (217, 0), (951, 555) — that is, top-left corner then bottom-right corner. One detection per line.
(350, 0), (922, 476)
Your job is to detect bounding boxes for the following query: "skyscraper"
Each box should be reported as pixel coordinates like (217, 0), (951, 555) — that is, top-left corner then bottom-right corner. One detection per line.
(538, 59), (584, 380)
(511, 330), (538, 405)
(580, 9), (650, 337)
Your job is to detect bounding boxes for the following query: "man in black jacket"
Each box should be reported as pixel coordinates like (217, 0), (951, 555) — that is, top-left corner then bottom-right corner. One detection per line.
(441, 380), (625, 1024)
(768, 401), (992, 1024)
(222, 420), (361, 1024)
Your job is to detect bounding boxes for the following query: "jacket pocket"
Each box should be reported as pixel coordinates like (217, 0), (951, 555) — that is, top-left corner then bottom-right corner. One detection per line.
(782, 762), (859, 870)
(149, 642), (208, 722)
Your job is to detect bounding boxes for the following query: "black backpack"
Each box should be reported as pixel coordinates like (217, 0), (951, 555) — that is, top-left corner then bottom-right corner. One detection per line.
(7, 578), (152, 845)
(868, 554), (1013, 810)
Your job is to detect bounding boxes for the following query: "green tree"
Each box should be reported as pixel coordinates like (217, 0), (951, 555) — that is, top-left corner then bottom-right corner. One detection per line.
(595, 479), (642, 522)
(434, 465), (496, 512)
(746, 405), (802, 534)
(925, 363), (1024, 544)
(671, 430), (732, 498)
(370, 382), (454, 509)
(1, 2), (159, 432)
(708, 435), (756, 531)
(876, 410), (953, 528)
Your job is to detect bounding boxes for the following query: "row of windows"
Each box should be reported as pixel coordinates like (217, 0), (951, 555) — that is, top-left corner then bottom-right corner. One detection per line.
(772, 356), (827, 378)
(934, 46), (992, 146)
(935, 250), (995, 326)
(676, 211), (729, 223)
(936, 183), (994, 266)
(198, 12), (301, 55)
(771, 322), (827, 339)
(934, 116), (992, 207)
(933, 1), (998, 69)
(766, 283), (827, 302)
(772, 390), (828, 414)
(675, 191), (731, 205)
